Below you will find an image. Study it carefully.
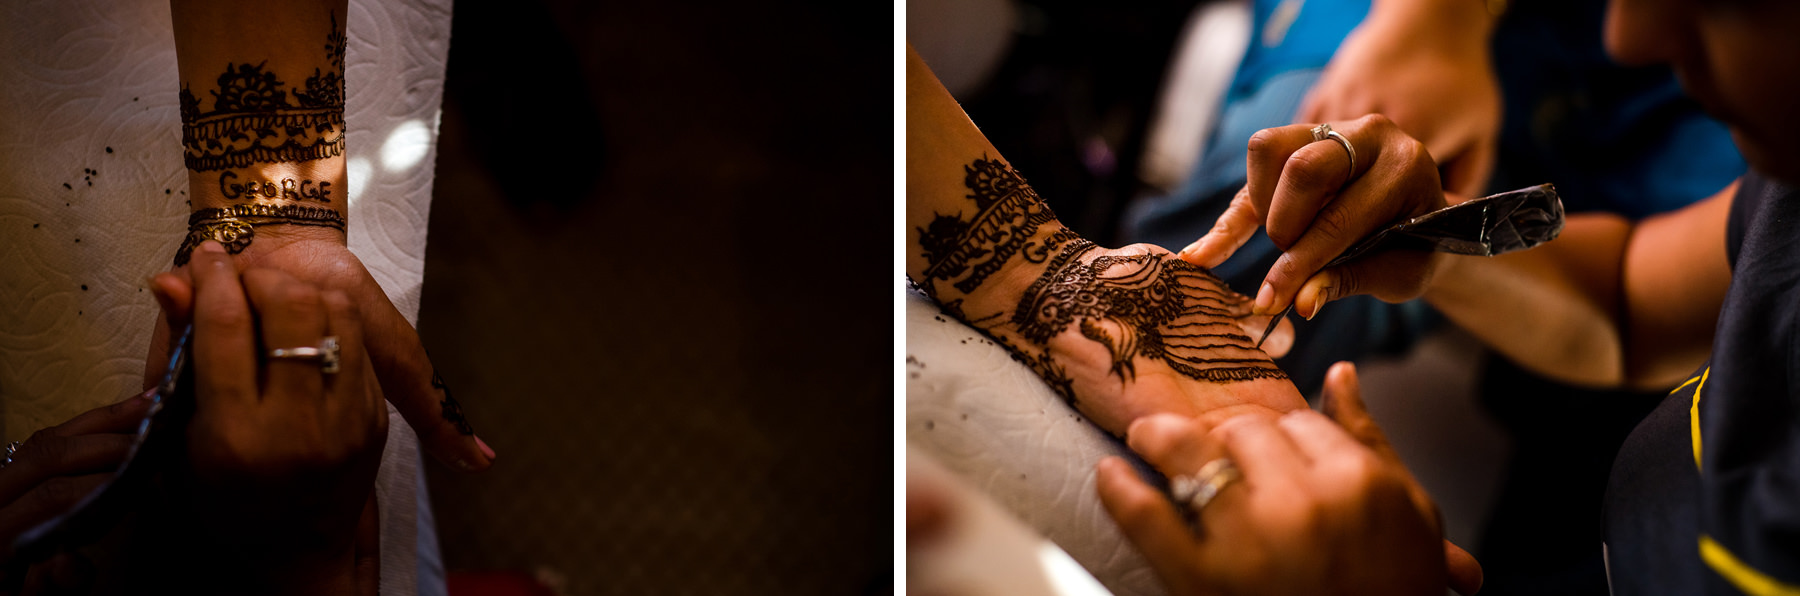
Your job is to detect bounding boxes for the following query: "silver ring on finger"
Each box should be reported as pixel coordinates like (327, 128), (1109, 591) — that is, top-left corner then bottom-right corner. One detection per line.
(2, 440), (23, 470)
(268, 336), (341, 374)
(1310, 123), (1356, 187)
(1169, 458), (1243, 515)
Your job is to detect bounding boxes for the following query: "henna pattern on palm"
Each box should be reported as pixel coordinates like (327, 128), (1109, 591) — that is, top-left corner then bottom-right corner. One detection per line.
(178, 12), (346, 172)
(1013, 241), (1286, 384)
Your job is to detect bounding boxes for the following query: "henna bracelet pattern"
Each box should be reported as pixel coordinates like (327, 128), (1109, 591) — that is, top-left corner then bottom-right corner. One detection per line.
(174, 204), (346, 266)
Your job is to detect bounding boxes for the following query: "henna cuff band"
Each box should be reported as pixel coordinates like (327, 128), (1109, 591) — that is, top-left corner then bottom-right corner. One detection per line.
(174, 204), (346, 266)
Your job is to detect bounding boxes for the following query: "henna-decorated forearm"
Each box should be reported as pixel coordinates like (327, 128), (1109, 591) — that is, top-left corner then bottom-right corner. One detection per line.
(911, 156), (1285, 407)
(171, 0), (349, 264)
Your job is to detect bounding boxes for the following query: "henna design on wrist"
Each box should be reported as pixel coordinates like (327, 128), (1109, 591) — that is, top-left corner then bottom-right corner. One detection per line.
(178, 12), (346, 172)
(173, 204), (346, 266)
(218, 170), (333, 202)
(432, 370), (475, 436)
(916, 157), (1062, 297)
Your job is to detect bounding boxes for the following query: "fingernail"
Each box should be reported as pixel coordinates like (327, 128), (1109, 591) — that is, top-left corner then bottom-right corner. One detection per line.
(1304, 299), (1324, 320)
(198, 240), (225, 254)
(1179, 238), (1204, 256)
(475, 435), (497, 461)
(1253, 282), (1274, 313)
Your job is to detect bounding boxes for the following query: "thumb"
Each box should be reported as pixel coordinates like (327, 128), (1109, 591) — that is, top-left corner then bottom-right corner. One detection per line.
(143, 271), (196, 390)
(1319, 361), (1392, 457)
(355, 283), (495, 472)
(1440, 137), (1496, 198)
(1445, 539), (1484, 595)
(1180, 186), (1263, 269)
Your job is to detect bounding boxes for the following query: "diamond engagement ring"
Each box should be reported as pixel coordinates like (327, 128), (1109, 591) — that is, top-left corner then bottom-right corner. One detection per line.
(268, 336), (341, 374)
(1170, 458), (1243, 514)
(1311, 123), (1356, 185)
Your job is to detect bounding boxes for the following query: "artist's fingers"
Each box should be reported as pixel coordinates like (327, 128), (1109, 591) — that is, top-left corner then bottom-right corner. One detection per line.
(354, 277), (493, 472)
(1096, 457), (1209, 594)
(1264, 123), (1381, 250)
(1180, 186), (1263, 269)
(242, 269), (328, 404)
(1126, 414), (1219, 477)
(1233, 311), (1296, 359)
(1246, 124), (1329, 223)
(1287, 249), (1436, 323)
(189, 241), (258, 409)
(45, 391), (155, 438)
(1252, 115), (1440, 317)
(1446, 539), (1484, 595)
(0, 474), (110, 559)
(0, 433), (133, 509)
(143, 271), (196, 391)
(1440, 135), (1495, 199)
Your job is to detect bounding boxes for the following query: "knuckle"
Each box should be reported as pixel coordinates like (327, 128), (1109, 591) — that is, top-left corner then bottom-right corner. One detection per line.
(1311, 207), (1354, 243)
(1359, 112), (1394, 131)
(1333, 264), (1361, 298)
(196, 299), (251, 330)
(1283, 150), (1333, 193)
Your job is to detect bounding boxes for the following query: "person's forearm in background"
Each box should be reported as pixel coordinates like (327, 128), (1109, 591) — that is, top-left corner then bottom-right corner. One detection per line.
(171, 0), (349, 265)
(1423, 183), (1734, 390)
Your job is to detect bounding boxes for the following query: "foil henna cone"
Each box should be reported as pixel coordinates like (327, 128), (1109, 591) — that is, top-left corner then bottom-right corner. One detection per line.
(1255, 184), (1565, 348)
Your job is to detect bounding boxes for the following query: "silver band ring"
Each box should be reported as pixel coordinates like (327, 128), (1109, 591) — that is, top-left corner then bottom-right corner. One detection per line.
(1170, 458), (1243, 514)
(268, 336), (341, 374)
(2, 440), (22, 470)
(1311, 123), (1356, 186)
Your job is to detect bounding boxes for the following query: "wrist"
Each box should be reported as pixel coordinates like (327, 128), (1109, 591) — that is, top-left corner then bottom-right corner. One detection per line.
(176, 161), (348, 266)
(933, 222), (1086, 320)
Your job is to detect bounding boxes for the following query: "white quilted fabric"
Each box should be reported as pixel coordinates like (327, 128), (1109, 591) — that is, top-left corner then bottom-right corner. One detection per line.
(906, 290), (1165, 596)
(0, 1), (451, 593)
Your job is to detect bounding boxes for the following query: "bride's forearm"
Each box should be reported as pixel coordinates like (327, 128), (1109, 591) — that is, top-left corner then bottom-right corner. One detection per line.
(907, 46), (1303, 432)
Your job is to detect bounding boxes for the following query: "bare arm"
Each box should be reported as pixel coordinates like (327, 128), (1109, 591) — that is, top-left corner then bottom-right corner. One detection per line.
(1423, 183), (1733, 389)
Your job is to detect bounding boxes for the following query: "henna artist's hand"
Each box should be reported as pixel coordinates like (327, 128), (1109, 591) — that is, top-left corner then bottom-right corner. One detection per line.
(0, 393), (153, 594)
(146, 241), (385, 595)
(1296, 4), (1500, 197)
(1096, 362), (1482, 596)
(1179, 115), (1451, 327)
(145, 227), (494, 473)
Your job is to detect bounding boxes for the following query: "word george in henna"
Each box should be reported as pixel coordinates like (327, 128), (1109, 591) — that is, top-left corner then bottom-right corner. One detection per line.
(218, 171), (333, 202)
(432, 370), (475, 436)
(178, 12), (346, 172)
(1010, 239), (1287, 388)
(916, 157), (1071, 298)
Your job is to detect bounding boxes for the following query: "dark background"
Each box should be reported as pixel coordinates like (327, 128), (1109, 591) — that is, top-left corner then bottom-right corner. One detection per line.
(416, 2), (891, 593)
